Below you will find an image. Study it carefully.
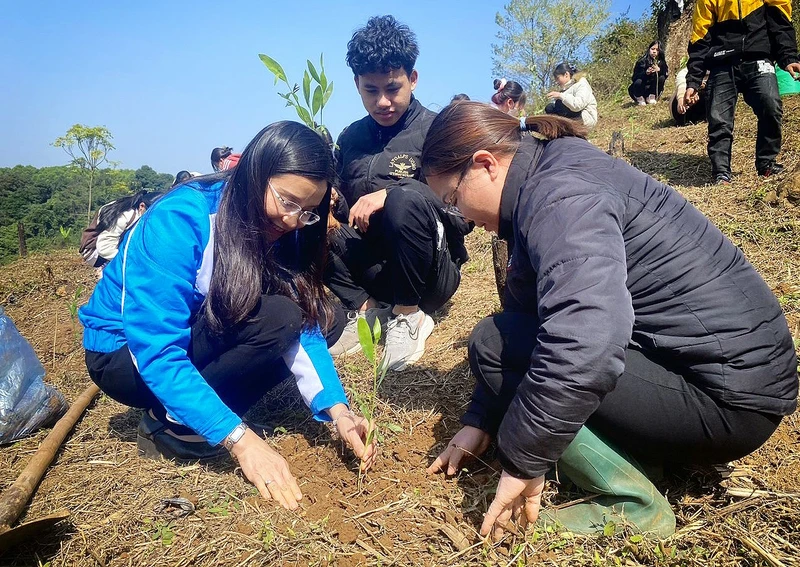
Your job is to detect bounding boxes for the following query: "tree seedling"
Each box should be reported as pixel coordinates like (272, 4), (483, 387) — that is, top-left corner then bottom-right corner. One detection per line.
(259, 53), (334, 141)
(351, 316), (401, 485)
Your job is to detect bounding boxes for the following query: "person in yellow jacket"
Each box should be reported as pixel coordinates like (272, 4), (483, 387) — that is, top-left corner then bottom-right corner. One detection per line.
(684, 0), (800, 184)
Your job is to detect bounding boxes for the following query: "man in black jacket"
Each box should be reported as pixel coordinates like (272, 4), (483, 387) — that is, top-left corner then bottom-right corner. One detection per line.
(326, 15), (471, 371)
(685, 0), (800, 184)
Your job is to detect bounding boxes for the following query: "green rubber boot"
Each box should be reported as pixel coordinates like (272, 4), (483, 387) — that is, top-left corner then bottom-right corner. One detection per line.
(539, 426), (676, 538)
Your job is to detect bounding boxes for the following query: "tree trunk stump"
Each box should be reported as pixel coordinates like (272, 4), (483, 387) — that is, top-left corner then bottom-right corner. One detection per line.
(491, 235), (508, 308)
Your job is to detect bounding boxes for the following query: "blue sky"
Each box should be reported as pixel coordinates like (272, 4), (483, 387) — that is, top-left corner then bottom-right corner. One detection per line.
(0, 0), (650, 176)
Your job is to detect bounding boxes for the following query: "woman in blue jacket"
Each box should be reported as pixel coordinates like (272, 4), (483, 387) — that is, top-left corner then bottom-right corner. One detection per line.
(80, 122), (376, 510)
(420, 102), (797, 539)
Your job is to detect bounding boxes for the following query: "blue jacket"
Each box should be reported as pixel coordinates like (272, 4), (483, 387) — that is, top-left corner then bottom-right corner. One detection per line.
(80, 181), (348, 446)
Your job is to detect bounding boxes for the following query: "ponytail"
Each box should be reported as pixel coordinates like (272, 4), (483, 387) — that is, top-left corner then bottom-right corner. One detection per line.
(491, 79), (527, 107)
(422, 101), (586, 177)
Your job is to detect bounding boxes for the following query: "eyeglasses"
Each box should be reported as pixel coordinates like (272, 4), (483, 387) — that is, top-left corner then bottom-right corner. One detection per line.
(268, 182), (321, 226)
(441, 182), (465, 219)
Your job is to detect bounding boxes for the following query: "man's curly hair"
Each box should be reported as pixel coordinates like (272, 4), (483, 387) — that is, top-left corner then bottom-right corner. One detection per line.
(346, 15), (419, 77)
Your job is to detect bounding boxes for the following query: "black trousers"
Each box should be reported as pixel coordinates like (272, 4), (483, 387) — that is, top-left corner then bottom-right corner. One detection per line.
(629, 77), (664, 100)
(464, 312), (781, 466)
(544, 100), (583, 121)
(85, 295), (345, 431)
(706, 60), (782, 176)
(325, 188), (461, 312)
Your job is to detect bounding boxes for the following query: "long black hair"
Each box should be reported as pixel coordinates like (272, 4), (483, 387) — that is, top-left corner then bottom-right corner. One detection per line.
(204, 121), (335, 334)
(643, 40), (666, 67)
(97, 190), (162, 232)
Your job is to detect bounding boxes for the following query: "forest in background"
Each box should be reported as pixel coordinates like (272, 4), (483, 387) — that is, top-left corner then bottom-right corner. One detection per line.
(0, 165), (173, 264)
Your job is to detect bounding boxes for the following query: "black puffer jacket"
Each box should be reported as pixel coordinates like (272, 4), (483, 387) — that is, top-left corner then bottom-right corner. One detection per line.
(335, 97), (472, 265)
(468, 136), (798, 479)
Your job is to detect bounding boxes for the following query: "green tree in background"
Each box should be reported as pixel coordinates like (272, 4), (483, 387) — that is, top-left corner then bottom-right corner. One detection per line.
(53, 124), (115, 221)
(585, 11), (656, 99)
(492, 0), (609, 107)
(132, 165), (173, 191)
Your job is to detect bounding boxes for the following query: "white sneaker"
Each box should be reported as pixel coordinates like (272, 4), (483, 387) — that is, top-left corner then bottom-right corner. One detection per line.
(647, 95), (657, 105)
(328, 307), (391, 357)
(382, 310), (435, 371)
(636, 96), (646, 106)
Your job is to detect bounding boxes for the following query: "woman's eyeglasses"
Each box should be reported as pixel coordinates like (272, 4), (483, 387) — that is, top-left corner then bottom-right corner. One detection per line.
(442, 185), (465, 219)
(269, 182), (321, 226)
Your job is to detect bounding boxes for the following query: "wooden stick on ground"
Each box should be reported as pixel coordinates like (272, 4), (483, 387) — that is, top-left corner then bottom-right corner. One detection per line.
(0, 383), (100, 533)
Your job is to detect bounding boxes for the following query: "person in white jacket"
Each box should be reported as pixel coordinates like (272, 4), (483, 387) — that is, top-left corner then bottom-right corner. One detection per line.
(94, 191), (163, 263)
(544, 63), (598, 129)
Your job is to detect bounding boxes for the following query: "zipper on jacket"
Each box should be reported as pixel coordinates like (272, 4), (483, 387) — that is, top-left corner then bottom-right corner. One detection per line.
(737, 0), (745, 53)
(365, 152), (380, 195)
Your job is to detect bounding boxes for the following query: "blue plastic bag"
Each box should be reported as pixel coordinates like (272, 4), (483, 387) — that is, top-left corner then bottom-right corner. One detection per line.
(0, 306), (67, 444)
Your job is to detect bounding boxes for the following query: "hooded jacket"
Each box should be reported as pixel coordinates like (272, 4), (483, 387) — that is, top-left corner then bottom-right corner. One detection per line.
(335, 97), (472, 266)
(687, 0), (799, 90)
(463, 135), (798, 479)
(557, 76), (598, 128)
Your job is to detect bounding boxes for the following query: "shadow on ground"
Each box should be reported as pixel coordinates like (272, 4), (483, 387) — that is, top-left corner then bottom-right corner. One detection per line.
(627, 151), (713, 186)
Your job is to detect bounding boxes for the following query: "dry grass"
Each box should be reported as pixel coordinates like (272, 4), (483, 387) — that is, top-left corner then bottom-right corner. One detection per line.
(1, 95), (799, 566)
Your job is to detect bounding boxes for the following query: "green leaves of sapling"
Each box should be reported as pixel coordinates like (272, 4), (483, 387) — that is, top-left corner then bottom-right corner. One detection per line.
(357, 316), (375, 365)
(258, 54), (287, 84)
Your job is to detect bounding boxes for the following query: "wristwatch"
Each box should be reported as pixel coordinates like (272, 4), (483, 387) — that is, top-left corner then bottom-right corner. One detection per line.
(222, 422), (248, 451)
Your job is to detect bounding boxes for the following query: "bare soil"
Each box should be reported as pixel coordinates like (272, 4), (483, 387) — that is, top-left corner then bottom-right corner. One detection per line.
(1, 96), (799, 566)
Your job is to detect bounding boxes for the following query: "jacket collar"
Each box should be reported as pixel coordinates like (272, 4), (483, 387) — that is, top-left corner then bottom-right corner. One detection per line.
(498, 136), (544, 242)
(367, 96), (422, 142)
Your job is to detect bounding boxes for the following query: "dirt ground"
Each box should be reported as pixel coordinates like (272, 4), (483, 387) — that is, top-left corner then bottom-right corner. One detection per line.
(1, 96), (799, 567)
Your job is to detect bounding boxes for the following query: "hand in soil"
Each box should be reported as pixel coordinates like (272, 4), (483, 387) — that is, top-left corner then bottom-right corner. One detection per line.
(480, 471), (544, 541)
(427, 425), (491, 475)
(335, 412), (377, 472)
(230, 428), (303, 510)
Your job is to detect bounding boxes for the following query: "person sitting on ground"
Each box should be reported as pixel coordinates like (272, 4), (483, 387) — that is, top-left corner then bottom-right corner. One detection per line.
(671, 58), (708, 126)
(629, 41), (669, 105)
(491, 79), (526, 116)
(685, 0), (800, 183)
(421, 102), (798, 540)
(210, 146), (241, 172)
(325, 15), (472, 371)
(80, 122), (376, 510)
(85, 190), (163, 269)
(544, 63), (598, 128)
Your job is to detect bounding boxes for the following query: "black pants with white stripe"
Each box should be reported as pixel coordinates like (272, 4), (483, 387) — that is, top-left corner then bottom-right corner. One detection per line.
(85, 295), (345, 432)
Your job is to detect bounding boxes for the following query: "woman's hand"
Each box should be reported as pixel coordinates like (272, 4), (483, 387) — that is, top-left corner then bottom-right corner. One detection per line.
(427, 425), (491, 475)
(329, 404), (377, 471)
(349, 189), (388, 232)
(546, 91), (562, 100)
(481, 471), (545, 541)
(230, 428), (303, 510)
(335, 411), (378, 472)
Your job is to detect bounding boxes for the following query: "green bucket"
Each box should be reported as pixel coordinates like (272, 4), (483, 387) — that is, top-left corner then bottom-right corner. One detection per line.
(777, 67), (800, 97)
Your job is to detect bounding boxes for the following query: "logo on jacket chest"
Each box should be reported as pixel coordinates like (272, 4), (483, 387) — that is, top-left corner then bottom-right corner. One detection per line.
(388, 154), (418, 179)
